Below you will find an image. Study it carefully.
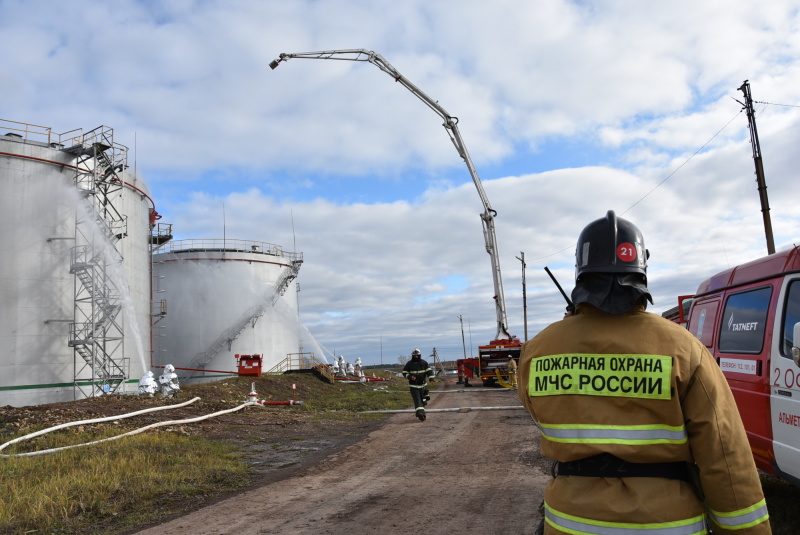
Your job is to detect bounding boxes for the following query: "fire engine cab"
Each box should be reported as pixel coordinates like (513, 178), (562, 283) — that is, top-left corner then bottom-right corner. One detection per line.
(457, 338), (521, 387)
(669, 246), (800, 486)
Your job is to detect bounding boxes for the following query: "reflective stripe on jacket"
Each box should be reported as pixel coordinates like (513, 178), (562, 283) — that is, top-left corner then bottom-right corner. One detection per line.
(538, 422), (687, 445)
(518, 304), (770, 534)
(709, 500), (770, 531)
(402, 358), (433, 387)
(545, 502), (706, 535)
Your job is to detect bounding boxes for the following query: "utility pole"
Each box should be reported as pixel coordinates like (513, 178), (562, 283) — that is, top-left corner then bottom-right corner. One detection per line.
(458, 315), (467, 359)
(467, 318), (474, 358)
(737, 80), (776, 255)
(431, 347), (446, 376)
(515, 252), (528, 341)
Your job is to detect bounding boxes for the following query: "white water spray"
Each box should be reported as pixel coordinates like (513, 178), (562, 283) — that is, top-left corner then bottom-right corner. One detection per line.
(62, 180), (148, 374)
(270, 295), (330, 364)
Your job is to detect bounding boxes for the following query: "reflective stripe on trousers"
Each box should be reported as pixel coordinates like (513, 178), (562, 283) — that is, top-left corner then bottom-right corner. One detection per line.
(708, 499), (769, 531)
(539, 422), (687, 445)
(545, 503), (707, 535)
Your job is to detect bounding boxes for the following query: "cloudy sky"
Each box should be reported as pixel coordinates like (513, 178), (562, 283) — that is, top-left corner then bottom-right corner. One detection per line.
(3, 0), (800, 366)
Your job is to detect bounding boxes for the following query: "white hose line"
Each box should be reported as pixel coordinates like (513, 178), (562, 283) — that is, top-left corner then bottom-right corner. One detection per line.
(0, 397), (259, 458)
(430, 388), (517, 393)
(372, 388), (518, 396)
(361, 406), (527, 414)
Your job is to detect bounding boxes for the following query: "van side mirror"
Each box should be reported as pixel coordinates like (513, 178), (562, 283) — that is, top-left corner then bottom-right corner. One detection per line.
(793, 322), (800, 368)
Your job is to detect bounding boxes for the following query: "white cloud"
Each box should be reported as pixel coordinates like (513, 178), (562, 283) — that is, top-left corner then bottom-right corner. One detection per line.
(3, 0), (800, 363)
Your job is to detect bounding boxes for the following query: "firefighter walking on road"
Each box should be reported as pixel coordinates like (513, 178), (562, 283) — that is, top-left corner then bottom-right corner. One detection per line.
(519, 211), (770, 534)
(403, 348), (435, 421)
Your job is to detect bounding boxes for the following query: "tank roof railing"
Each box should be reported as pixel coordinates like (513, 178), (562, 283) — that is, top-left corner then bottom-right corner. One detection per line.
(0, 120), (130, 153)
(1, 118), (53, 143)
(1, 118), (81, 149)
(156, 238), (302, 261)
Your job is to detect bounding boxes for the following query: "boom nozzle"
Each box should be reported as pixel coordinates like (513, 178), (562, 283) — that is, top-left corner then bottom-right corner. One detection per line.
(269, 53), (288, 70)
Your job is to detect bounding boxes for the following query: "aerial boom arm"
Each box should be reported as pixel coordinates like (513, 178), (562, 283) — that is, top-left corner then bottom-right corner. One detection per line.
(271, 49), (512, 340)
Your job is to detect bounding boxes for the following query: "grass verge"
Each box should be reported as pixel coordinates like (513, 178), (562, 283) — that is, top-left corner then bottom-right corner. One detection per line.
(0, 372), (410, 534)
(0, 433), (246, 534)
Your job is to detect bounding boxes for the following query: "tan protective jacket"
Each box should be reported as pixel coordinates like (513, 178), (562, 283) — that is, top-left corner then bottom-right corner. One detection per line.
(518, 304), (770, 535)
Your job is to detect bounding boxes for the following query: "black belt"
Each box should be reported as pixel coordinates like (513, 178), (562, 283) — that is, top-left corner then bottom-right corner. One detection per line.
(555, 453), (693, 483)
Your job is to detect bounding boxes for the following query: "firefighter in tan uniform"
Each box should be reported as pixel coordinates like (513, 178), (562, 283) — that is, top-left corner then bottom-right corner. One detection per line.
(507, 357), (518, 387)
(519, 211), (770, 535)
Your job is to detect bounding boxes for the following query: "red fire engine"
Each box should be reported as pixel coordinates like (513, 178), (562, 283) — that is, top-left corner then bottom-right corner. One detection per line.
(457, 339), (520, 388)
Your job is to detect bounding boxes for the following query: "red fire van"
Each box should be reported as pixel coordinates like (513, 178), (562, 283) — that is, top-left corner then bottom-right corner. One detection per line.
(672, 246), (800, 486)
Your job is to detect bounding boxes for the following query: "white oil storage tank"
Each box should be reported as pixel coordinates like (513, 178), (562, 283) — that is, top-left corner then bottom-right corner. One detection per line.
(0, 121), (153, 407)
(152, 240), (304, 382)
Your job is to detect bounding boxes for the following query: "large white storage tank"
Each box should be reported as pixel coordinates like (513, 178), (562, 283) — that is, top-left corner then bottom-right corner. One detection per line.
(0, 123), (152, 407)
(152, 240), (304, 382)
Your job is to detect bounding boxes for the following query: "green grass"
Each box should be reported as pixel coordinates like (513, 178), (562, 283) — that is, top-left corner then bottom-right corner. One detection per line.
(0, 373), (410, 534)
(0, 433), (246, 534)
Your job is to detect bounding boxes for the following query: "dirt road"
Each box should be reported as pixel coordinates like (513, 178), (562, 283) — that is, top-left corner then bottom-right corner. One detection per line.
(133, 381), (550, 534)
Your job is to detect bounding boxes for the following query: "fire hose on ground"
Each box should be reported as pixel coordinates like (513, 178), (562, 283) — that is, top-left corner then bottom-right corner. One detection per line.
(361, 406), (527, 414)
(0, 383), (302, 458)
(361, 399), (541, 431)
(428, 388), (517, 393)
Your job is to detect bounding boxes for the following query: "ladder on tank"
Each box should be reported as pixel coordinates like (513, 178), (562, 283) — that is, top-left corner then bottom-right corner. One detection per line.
(63, 126), (130, 398)
(179, 258), (303, 380)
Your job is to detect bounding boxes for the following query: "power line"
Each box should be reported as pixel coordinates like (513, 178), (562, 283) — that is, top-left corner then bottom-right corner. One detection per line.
(530, 110), (744, 263)
(623, 92), (800, 215)
(529, 244), (574, 262)
(621, 110), (742, 216)
(754, 100), (800, 108)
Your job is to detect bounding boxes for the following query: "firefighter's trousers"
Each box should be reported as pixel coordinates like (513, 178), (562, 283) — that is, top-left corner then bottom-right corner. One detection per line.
(409, 386), (429, 414)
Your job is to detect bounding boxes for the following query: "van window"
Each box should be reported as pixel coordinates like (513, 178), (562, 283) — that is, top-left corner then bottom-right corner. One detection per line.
(719, 286), (772, 354)
(688, 300), (719, 348)
(780, 280), (800, 357)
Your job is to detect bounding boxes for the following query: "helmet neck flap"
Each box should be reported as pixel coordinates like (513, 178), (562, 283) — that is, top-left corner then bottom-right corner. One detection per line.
(571, 272), (653, 315)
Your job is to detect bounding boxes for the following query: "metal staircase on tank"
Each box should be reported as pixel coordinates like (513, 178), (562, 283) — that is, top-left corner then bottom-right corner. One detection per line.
(62, 125), (130, 398)
(265, 352), (334, 383)
(180, 257), (303, 380)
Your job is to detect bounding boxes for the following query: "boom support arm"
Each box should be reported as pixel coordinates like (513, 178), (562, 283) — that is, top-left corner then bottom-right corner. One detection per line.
(271, 49), (512, 340)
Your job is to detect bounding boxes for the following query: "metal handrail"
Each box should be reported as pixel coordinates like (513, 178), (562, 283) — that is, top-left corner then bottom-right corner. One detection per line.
(265, 353), (333, 382)
(0, 120), (132, 155)
(156, 238), (302, 262)
(0, 119), (53, 143)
